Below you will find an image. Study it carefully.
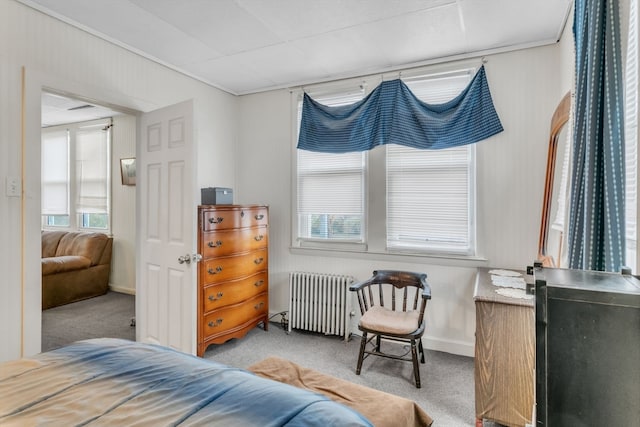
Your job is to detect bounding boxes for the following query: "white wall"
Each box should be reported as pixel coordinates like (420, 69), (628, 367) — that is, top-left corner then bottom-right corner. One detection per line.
(0, 55), (24, 362)
(110, 114), (137, 294)
(237, 44), (570, 356)
(0, 0), (575, 362)
(0, 0), (238, 362)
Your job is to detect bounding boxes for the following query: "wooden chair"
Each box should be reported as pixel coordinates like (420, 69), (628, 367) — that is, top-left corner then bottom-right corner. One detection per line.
(350, 270), (431, 388)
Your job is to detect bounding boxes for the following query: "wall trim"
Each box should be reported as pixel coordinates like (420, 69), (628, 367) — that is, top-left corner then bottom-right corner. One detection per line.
(109, 284), (136, 295)
(424, 336), (475, 358)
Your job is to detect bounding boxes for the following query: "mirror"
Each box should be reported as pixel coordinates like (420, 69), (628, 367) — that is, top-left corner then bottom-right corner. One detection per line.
(538, 91), (571, 267)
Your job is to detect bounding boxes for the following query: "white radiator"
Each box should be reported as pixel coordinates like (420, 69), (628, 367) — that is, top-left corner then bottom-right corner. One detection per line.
(288, 272), (355, 341)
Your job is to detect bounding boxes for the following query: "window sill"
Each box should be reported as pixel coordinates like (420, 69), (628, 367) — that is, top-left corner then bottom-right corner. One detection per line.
(42, 226), (112, 236)
(290, 245), (489, 268)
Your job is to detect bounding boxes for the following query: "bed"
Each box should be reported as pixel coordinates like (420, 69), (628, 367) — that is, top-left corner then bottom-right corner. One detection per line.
(0, 338), (371, 426)
(0, 338), (433, 426)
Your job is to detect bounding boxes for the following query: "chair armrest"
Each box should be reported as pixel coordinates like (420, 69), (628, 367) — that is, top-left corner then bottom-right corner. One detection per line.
(421, 279), (432, 300)
(349, 277), (374, 292)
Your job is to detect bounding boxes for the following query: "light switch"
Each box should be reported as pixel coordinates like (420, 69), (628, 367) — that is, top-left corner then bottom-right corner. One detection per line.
(5, 176), (21, 197)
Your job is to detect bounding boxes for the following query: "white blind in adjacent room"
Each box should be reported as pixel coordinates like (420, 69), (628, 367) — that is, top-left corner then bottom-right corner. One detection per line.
(76, 121), (110, 214)
(41, 129), (69, 215)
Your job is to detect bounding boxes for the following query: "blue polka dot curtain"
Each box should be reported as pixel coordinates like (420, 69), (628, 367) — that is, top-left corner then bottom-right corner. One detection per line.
(296, 66), (503, 153)
(568, 0), (626, 272)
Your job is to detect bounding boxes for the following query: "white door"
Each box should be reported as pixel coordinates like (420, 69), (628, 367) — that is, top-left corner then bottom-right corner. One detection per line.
(137, 100), (196, 354)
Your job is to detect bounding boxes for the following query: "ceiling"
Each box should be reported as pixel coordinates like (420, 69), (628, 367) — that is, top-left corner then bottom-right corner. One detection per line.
(41, 92), (124, 127)
(20, 0), (573, 97)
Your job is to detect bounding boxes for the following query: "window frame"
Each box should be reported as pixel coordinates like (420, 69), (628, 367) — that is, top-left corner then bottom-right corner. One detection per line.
(293, 83), (369, 252)
(385, 143), (477, 256)
(41, 118), (112, 233)
(291, 67), (479, 260)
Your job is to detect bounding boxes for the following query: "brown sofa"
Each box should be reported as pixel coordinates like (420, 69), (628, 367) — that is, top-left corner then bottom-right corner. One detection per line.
(41, 230), (113, 310)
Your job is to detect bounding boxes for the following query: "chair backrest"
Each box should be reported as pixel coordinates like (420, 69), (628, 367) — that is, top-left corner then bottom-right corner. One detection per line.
(351, 270), (431, 324)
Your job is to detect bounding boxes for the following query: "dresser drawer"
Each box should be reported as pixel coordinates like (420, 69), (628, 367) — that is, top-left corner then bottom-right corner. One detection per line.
(202, 206), (268, 231)
(203, 293), (268, 338)
(202, 272), (268, 313)
(202, 226), (268, 258)
(201, 248), (267, 284)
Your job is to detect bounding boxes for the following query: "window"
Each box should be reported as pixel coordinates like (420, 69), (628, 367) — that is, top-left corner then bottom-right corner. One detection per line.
(625, 0), (638, 272)
(387, 144), (473, 253)
(41, 118), (111, 231)
(294, 68), (476, 256)
(296, 87), (366, 245)
(297, 149), (365, 241)
(387, 70), (475, 254)
(41, 129), (70, 226)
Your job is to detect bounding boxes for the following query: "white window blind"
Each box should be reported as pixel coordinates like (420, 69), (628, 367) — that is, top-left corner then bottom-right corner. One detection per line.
(42, 129), (69, 215)
(387, 69), (475, 253)
(76, 122), (110, 214)
(625, 0), (638, 271)
(296, 87), (365, 242)
(42, 118), (111, 231)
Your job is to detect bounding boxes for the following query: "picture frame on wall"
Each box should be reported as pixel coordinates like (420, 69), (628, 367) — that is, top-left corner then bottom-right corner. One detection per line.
(120, 158), (136, 186)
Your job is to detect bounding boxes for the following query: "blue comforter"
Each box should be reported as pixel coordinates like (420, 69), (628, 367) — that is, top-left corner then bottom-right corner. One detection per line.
(0, 338), (373, 426)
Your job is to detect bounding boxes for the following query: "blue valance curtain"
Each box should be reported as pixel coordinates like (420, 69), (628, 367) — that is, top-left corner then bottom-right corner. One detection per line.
(567, 0), (626, 272)
(297, 66), (503, 153)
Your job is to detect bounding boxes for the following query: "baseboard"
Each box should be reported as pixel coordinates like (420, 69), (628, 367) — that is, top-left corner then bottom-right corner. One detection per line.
(109, 284), (136, 295)
(423, 336), (474, 358)
(294, 321), (476, 358)
(355, 335), (474, 358)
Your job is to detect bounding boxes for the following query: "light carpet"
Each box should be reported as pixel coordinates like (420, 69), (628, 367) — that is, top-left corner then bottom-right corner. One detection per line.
(42, 292), (506, 427)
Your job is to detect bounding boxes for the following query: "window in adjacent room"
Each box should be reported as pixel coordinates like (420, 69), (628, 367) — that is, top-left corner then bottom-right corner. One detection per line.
(41, 118), (112, 231)
(294, 67), (477, 257)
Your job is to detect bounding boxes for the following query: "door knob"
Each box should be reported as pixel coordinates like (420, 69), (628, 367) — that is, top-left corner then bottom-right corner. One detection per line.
(178, 254), (201, 264)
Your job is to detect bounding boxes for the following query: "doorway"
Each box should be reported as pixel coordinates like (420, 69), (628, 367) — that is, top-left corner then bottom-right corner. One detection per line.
(40, 90), (137, 350)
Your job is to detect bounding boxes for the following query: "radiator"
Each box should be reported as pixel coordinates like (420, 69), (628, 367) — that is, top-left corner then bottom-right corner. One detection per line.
(288, 272), (355, 341)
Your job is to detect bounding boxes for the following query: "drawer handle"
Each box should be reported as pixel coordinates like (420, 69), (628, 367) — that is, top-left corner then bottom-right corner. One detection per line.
(208, 292), (223, 302)
(208, 240), (222, 248)
(254, 257), (264, 265)
(208, 318), (223, 328)
(254, 302), (264, 310)
(208, 217), (224, 224)
(254, 280), (264, 287)
(254, 235), (264, 242)
(208, 266), (223, 274)
(255, 214), (264, 220)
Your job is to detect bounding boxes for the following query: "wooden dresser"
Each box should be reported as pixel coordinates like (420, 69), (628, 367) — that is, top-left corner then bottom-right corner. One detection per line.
(197, 205), (269, 357)
(473, 267), (534, 427)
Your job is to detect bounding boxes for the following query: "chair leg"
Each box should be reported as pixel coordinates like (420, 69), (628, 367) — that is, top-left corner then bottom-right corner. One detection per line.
(356, 332), (367, 375)
(411, 339), (421, 388)
(375, 334), (381, 352)
(419, 338), (425, 363)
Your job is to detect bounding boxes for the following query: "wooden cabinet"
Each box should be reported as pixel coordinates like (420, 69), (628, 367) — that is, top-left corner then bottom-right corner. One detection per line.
(473, 268), (534, 427)
(197, 205), (269, 356)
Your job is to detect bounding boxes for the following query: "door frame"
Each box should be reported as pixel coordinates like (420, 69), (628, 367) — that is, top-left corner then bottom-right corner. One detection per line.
(21, 68), (184, 358)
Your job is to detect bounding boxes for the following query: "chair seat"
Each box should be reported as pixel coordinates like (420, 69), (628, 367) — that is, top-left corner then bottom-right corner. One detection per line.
(359, 306), (420, 335)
